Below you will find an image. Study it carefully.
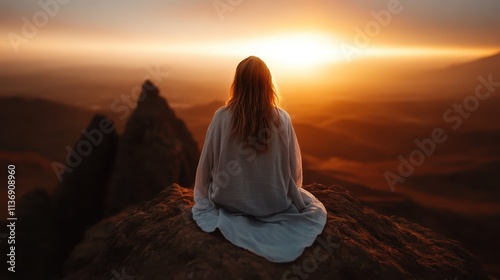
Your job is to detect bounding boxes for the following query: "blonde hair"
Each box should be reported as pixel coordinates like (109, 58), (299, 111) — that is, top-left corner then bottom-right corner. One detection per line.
(226, 56), (280, 153)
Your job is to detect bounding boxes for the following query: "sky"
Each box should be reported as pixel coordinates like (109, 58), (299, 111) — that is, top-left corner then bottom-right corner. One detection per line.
(1, 0), (499, 71)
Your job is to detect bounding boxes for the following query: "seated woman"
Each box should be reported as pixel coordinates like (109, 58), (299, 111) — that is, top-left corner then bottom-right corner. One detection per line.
(191, 56), (327, 263)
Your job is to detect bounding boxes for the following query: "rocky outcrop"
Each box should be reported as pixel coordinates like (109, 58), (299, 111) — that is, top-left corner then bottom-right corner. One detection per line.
(63, 210), (132, 277)
(1, 80), (200, 280)
(68, 184), (488, 280)
(0, 115), (118, 280)
(52, 114), (118, 258)
(104, 80), (199, 215)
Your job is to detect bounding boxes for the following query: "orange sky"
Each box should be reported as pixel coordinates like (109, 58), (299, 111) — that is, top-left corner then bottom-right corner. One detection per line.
(1, 0), (499, 83)
(2, 2), (499, 50)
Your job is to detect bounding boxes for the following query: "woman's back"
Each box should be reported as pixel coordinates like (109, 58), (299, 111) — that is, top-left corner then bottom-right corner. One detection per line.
(205, 107), (303, 217)
(192, 56), (326, 263)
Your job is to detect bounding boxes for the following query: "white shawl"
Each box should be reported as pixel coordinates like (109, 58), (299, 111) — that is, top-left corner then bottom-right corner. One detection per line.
(192, 106), (327, 263)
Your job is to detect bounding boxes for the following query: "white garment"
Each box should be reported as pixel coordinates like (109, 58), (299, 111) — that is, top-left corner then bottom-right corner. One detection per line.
(191, 106), (327, 263)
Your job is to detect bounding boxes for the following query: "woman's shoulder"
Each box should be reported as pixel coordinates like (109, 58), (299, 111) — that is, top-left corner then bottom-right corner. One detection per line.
(209, 106), (231, 125)
(211, 106), (291, 125)
(277, 107), (292, 122)
(213, 105), (230, 118)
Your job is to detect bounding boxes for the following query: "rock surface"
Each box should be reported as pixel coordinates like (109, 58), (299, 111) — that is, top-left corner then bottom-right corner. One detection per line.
(63, 210), (132, 277)
(104, 80), (199, 215)
(68, 184), (488, 280)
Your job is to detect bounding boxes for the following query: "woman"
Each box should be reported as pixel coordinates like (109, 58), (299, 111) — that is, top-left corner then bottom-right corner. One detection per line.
(192, 56), (327, 263)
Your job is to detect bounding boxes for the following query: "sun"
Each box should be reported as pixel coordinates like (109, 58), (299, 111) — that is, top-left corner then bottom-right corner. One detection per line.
(190, 32), (344, 71)
(240, 33), (343, 69)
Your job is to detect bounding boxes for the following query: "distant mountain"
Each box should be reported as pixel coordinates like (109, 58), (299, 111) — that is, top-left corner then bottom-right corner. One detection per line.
(175, 100), (224, 121)
(175, 100), (225, 148)
(447, 52), (500, 74)
(294, 122), (387, 162)
(425, 51), (500, 86)
(0, 97), (95, 162)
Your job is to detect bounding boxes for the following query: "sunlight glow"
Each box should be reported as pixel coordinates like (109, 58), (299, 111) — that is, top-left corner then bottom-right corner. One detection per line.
(178, 33), (345, 70)
(238, 33), (344, 67)
(360, 46), (498, 59)
(13, 33), (498, 73)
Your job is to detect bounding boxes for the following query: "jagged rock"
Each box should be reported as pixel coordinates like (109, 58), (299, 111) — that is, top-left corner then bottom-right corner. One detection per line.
(51, 114), (118, 258)
(68, 184), (488, 280)
(0, 189), (59, 280)
(105, 80), (199, 215)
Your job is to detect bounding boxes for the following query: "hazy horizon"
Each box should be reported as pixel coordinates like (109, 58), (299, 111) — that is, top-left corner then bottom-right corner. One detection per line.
(2, 0), (500, 88)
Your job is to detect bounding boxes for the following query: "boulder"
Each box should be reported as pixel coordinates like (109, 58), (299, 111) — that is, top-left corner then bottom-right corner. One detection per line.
(69, 184), (488, 280)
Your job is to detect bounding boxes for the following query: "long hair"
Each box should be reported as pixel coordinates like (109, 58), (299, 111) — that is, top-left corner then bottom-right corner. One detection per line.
(226, 56), (280, 153)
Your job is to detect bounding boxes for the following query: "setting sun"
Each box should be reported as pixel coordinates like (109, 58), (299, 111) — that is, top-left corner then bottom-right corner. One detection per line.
(175, 32), (345, 71)
(239, 33), (343, 68)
